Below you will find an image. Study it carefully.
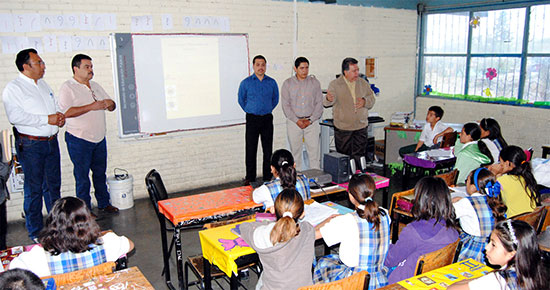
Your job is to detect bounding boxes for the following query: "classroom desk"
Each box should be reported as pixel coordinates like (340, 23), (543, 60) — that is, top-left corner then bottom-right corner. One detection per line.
(157, 186), (262, 290)
(199, 201), (353, 290)
(57, 267), (154, 289)
(377, 259), (493, 290)
(402, 148), (456, 190)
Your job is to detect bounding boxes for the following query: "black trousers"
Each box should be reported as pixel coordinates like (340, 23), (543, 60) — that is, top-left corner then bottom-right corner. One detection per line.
(334, 126), (368, 169)
(0, 200), (6, 250)
(245, 113), (273, 181)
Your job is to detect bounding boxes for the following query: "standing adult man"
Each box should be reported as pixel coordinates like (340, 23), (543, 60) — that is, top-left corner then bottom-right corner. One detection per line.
(281, 57), (324, 170)
(324, 57), (375, 168)
(58, 54), (118, 213)
(238, 55), (279, 185)
(2, 49), (65, 241)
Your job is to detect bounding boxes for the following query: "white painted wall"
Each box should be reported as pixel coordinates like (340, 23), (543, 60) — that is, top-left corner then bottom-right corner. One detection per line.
(0, 0), (417, 221)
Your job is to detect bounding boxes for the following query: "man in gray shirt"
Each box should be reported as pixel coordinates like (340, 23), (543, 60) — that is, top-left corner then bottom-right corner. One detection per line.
(281, 57), (324, 170)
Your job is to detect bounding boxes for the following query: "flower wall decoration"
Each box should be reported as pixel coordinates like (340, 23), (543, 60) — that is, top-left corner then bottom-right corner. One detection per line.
(423, 85), (432, 95)
(486, 68), (497, 80)
(470, 16), (481, 28)
(484, 88), (492, 97)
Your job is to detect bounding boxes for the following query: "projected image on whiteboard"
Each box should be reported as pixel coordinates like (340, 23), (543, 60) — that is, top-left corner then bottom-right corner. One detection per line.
(162, 38), (221, 119)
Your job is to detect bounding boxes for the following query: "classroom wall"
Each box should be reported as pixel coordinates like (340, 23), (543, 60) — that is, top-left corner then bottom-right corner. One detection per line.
(416, 97), (550, 155)
(0, 0), (417, 221)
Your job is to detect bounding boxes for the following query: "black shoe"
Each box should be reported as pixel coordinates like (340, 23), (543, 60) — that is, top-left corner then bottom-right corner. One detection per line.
(99, 205), (119, 214)
(242, 179), (252, 186)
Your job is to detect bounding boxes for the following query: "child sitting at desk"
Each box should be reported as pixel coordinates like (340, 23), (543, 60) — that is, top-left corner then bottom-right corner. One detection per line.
(240, 189), (315, 290)
(9, 197), (134, 277)
(478, 118), (508, 164)
(253, 149), (310, 212)
(384, 176), (459, 284)
(453, 167), (507, 263)
(489, 146), (539, 217)
(448, 220), (547, 290)
(313, 173), (391, 290)
(399, 106), (453, 157)
(454, 122), (491, 184)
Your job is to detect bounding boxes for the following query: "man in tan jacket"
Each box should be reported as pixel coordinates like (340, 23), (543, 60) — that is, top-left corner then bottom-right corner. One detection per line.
(324, 57), (375, 168)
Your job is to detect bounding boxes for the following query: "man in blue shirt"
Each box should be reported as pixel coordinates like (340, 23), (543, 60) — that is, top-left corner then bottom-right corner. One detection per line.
(238, 55), (279, 185)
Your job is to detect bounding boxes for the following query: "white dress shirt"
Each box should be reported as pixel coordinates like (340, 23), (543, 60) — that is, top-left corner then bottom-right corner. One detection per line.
(2, 73), (59, 137)
(419, 120), (449, 147)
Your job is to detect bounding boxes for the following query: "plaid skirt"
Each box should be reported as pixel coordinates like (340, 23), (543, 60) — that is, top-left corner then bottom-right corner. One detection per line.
(458, 232), (488, 263)
(313, 254), (388, 290)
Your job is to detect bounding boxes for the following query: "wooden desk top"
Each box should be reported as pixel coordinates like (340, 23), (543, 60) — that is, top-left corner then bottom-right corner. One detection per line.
(58, 267), (153, 289)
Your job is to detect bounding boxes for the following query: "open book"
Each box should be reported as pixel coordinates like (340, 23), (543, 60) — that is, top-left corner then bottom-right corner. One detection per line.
(302, 201), (339, 226)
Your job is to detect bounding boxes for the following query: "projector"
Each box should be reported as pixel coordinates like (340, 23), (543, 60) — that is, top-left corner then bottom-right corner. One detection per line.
(300, 169), (333, 188)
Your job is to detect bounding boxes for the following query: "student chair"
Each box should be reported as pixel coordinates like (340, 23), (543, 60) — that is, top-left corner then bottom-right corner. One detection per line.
(297, 271), (370, 290)
(146, 169), (203, 289)
(389, 188), (415, 243)
(435, 169), (459, 186)
(41, 261), (116, 286)
(441, 131), (458, 148)
(512, 205), (548, 234)
(414, 239), (462, 276)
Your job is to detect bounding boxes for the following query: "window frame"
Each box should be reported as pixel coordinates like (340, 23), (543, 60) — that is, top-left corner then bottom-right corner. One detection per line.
(416, 1), (550, 108)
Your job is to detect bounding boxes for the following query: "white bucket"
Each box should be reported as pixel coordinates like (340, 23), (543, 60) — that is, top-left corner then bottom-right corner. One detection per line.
(107, 174), (134, 210)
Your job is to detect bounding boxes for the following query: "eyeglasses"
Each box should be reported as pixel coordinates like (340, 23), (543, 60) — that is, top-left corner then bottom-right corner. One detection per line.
(29, 61), (45, 66)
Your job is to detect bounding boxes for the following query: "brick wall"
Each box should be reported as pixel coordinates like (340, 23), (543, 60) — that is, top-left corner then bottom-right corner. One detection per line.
(0, 0), (417, 221)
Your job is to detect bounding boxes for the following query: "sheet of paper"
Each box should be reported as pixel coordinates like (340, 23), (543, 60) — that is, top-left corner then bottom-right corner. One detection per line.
(426, 149), (454, 158)
(302, 201), (338, 226)
(450, 186), (467, 198)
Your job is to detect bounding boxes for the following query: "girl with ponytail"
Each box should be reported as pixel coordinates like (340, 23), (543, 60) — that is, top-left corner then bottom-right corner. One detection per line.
(384, 176), (459, 284)
(240, 189), (315, 290)
(253, 149), (310, 212)
(313, 174), (391, 289)
(454, 167), (507, 262)
(490, 145), (539, 217)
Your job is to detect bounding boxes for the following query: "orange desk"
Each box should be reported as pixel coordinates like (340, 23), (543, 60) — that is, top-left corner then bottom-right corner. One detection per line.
(58, 267), (154, 289)
(157, 186), (262, 290)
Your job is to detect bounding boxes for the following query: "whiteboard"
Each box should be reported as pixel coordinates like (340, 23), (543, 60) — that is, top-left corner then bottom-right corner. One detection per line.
(110, 33), (249, 137)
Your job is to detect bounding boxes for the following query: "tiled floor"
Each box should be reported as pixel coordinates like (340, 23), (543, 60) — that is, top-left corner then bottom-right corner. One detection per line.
(5, 166), (405, 289)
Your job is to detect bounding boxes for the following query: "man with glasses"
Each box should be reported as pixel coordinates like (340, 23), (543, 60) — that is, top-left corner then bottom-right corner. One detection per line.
(2, 49), (65, 242)
(58, 54), (118, 215)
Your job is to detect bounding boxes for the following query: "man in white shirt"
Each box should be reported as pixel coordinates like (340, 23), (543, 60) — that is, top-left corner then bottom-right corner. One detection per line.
(2, 49), (65, 241)
(58, 54), (118, 214)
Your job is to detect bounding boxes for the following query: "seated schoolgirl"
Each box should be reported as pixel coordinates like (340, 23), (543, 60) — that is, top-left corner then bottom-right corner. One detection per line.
(448, 220), (547, 290)
(10, 197), (134, 277)
(253, 149), (310, 212)
(490, 145), (539, 217)
(453, 167), (507, 263)
(313, 174), (391, 290)
(454, 122), (491, 184)
(478, 118), (508, 164)
(240, 189), (315, 290)
(384, 176), (459, 284)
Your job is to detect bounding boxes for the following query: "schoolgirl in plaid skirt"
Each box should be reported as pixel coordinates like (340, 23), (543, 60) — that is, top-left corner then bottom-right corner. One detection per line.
(313, 174), (390, 290)
(253, 149), (311, 211)
(454, 167), (507, 263)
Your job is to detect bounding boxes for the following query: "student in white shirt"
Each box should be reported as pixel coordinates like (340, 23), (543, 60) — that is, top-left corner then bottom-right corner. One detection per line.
(399, 106), (453, 157)
(448, 220), (547, 290)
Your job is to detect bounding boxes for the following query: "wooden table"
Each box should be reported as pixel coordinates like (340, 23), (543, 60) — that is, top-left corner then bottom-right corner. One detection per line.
(157, 186), (262, 290)
(378, 259), (492, 290)
(58, 267), (153, 289)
